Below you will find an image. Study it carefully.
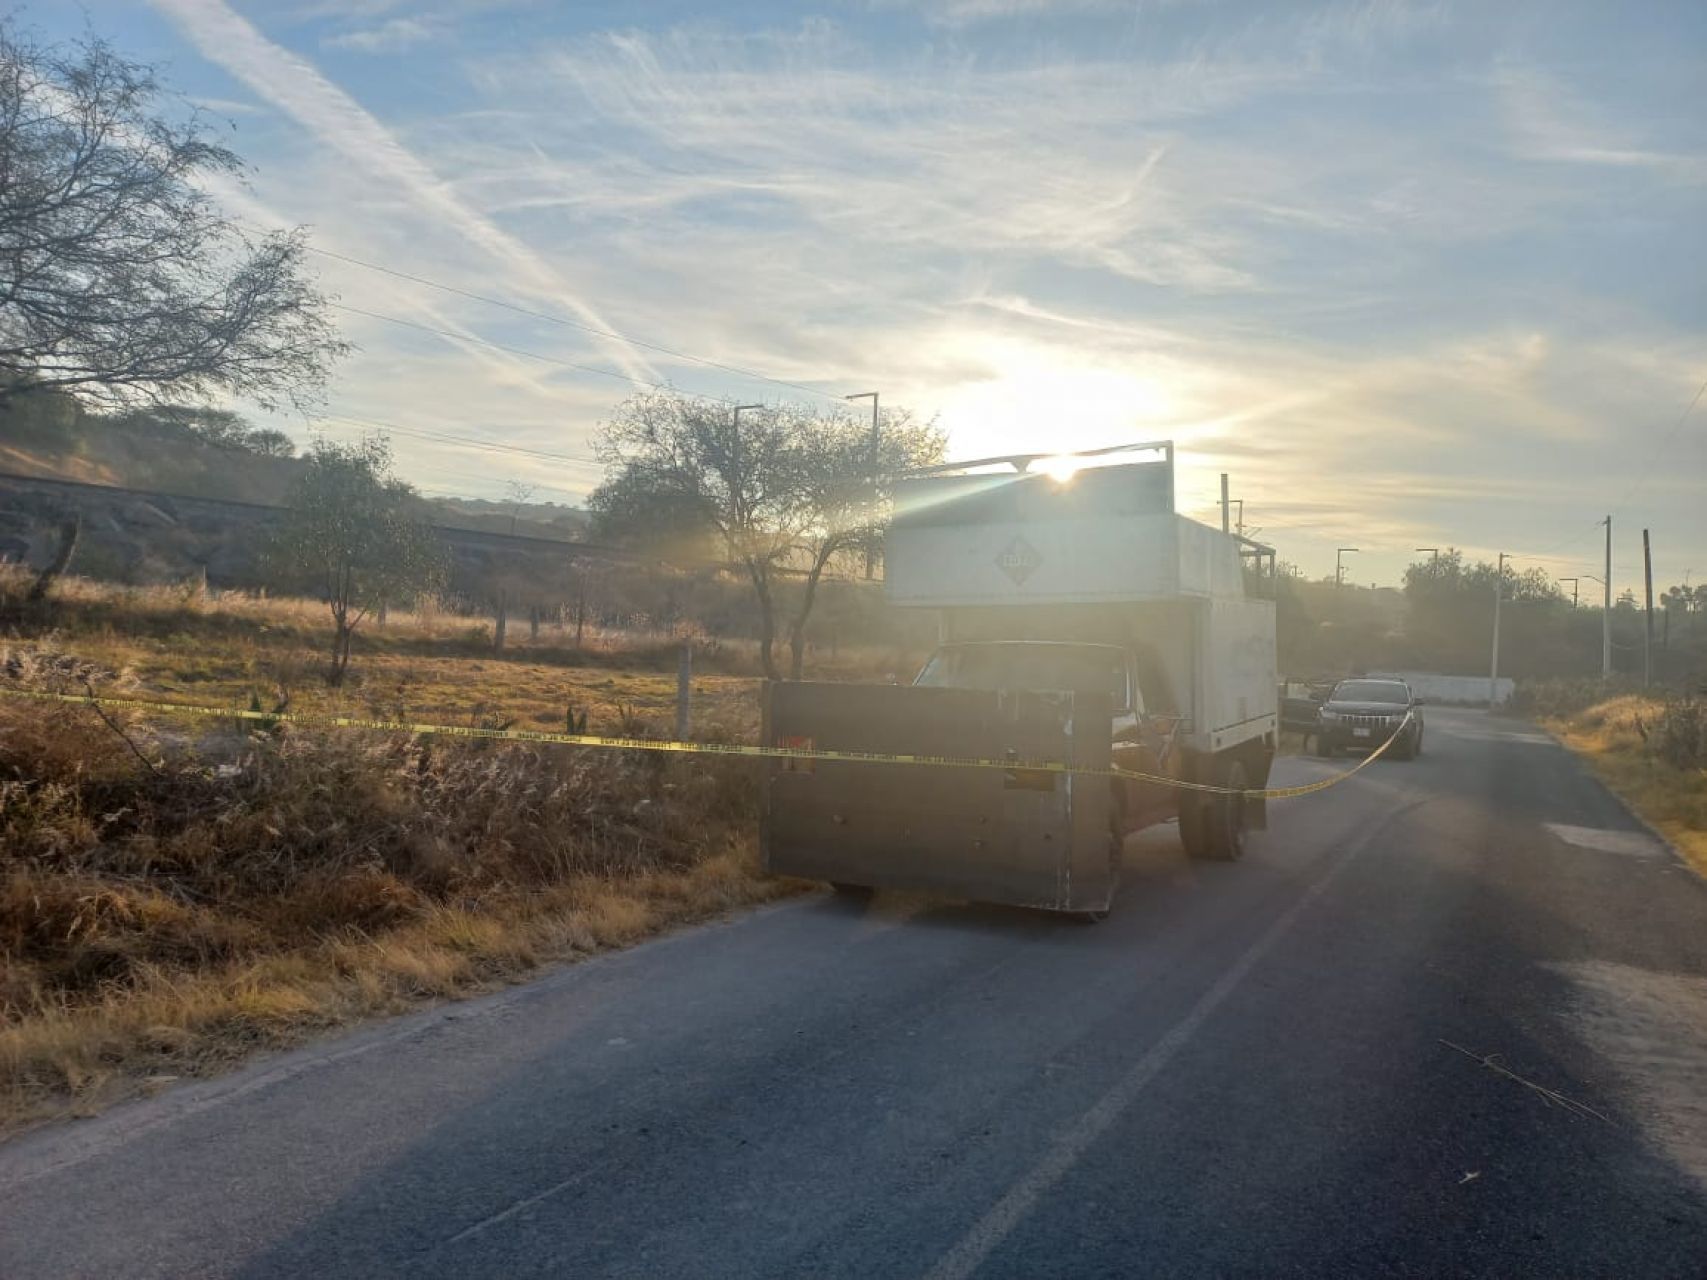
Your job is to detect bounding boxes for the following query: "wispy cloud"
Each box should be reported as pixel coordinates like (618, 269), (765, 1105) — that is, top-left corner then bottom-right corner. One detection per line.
(1494, 64), (1707, 182)
(467, 23), (1302, 298)
(322, 17), (441, 54)
(148, 0), (659, 384)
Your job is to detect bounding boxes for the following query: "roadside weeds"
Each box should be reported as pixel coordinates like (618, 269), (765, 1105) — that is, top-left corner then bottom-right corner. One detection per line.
(1539, 695), (1707, 878)
(0, 646), (804, 1139)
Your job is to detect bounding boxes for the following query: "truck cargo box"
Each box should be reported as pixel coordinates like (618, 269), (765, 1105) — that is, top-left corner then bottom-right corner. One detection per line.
(762, 682), (1117, 913)
(887, 463), (1246, 607)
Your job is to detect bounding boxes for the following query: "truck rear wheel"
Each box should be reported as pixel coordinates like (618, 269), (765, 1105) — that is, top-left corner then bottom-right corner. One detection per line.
(1181, 758), (1248, 862)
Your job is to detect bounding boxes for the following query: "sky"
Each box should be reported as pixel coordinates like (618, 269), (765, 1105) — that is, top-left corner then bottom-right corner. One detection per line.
(24, 0), (1707, 590)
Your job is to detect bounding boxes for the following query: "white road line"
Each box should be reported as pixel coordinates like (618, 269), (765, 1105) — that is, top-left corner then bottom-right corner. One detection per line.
(924, 797), (1432, 1280)
(1543, 823), (1665, 858)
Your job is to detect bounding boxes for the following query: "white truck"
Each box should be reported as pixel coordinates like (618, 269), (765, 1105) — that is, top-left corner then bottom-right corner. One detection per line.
(761, 443), (1278, 919)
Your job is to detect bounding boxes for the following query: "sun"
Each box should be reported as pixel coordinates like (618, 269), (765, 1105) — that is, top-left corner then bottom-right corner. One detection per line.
(930, 337), (1185, 459)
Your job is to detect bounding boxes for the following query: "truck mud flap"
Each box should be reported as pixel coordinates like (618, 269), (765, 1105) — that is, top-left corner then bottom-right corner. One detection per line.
(761, 683), (1113, 913)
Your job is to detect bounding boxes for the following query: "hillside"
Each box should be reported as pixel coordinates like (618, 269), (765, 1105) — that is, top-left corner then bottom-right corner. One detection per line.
(0, 399), (303, 506)
(0, 394), (589, 540)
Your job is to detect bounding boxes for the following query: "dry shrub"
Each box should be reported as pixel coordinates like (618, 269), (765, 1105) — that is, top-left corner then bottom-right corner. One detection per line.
(0, 652), (761, 1026)
(1508, 676), (1642, 719)
(1544, 693), (1707, 881)
(1633, 697), (1707, 773)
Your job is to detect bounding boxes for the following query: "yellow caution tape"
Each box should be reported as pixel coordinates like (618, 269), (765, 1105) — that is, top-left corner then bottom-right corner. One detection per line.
(0, 686), (1411, 800)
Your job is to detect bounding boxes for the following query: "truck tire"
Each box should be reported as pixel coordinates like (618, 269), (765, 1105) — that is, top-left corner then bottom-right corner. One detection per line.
(1181, 758), (1248, 862)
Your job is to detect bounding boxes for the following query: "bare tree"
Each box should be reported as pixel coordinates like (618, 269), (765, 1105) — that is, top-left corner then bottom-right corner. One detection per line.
(0, 21), (346, 411)
(591, 393), (802, 678)
(589, 392), (945, 680)
(782, 409), (943, 678)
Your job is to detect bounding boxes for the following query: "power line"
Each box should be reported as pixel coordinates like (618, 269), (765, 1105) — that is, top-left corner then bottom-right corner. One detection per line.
(330, 303), (673, 394)
(311, 412), (605, 469)
(305, 244), (844, 404)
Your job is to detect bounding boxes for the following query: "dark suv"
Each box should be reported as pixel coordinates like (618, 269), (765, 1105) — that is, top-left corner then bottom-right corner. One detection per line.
(1313, 678), (1424, 760)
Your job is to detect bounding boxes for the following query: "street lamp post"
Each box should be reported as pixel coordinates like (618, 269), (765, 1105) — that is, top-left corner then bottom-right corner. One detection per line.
(1415, 546), (1439, 562)
(1600, 516), (1612, 678)
(1336, 547), (1359, 587)
(846, 392), (880, 579)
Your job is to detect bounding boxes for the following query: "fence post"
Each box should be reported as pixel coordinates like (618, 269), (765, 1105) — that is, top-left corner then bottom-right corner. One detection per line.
(676, 641), (692, 741)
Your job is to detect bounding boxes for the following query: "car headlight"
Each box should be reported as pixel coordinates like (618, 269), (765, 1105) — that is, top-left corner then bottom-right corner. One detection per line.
(1319, 709), (1339, 722)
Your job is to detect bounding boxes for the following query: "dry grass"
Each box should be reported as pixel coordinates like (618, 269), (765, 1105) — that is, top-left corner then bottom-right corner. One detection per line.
(1543, 694), (1707, 877)
(0, 565), (917, 739)
(2, 850), (792, 1132)
(0, 616), (819, 1137)
(0, 570), (928, 1136)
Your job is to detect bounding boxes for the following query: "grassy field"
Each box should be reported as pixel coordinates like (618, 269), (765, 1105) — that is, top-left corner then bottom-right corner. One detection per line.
(0, 570), (923, 1137)
(1538, 692), (1707, 876)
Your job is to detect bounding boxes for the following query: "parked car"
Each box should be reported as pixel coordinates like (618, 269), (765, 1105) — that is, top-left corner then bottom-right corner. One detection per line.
(1314, 677), (1424, 760)
(1279, 678), (1336, 734)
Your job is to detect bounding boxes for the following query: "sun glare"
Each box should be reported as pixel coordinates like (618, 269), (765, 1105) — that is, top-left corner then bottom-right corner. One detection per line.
(1030, 455), (1085, 483)
(931, 339), (1184, 459)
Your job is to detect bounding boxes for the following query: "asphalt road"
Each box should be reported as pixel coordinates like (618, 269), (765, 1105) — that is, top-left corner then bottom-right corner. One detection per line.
(5, 707), (1707, 1277)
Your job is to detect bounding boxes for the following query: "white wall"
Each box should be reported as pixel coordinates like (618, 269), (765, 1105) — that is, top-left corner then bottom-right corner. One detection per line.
(1369, 671), (1514, 706)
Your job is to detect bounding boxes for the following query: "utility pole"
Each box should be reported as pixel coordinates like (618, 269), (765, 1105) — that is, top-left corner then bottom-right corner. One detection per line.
(1220, 473), (1231, 535)
(1336, 547), (1359, 587)
(1643, 527), (1654, 688)
(846, 392), (880, 579)
(1490, 551), (1508, 709)
(1601, 515), (1612, 678)
(1559, 576), (1579, 608)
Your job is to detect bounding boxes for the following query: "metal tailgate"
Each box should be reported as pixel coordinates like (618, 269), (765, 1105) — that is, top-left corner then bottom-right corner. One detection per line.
(760, 683), (1113, 913)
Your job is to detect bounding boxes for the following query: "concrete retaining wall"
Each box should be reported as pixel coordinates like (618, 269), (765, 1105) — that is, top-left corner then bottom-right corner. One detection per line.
(1369, 670), (1513, 706)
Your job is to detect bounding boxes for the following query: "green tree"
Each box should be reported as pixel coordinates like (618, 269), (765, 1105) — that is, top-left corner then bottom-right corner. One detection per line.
(0, 21), (345, 410)
(270, 439), (445, 686)
(1402, 550), (1573, 676)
